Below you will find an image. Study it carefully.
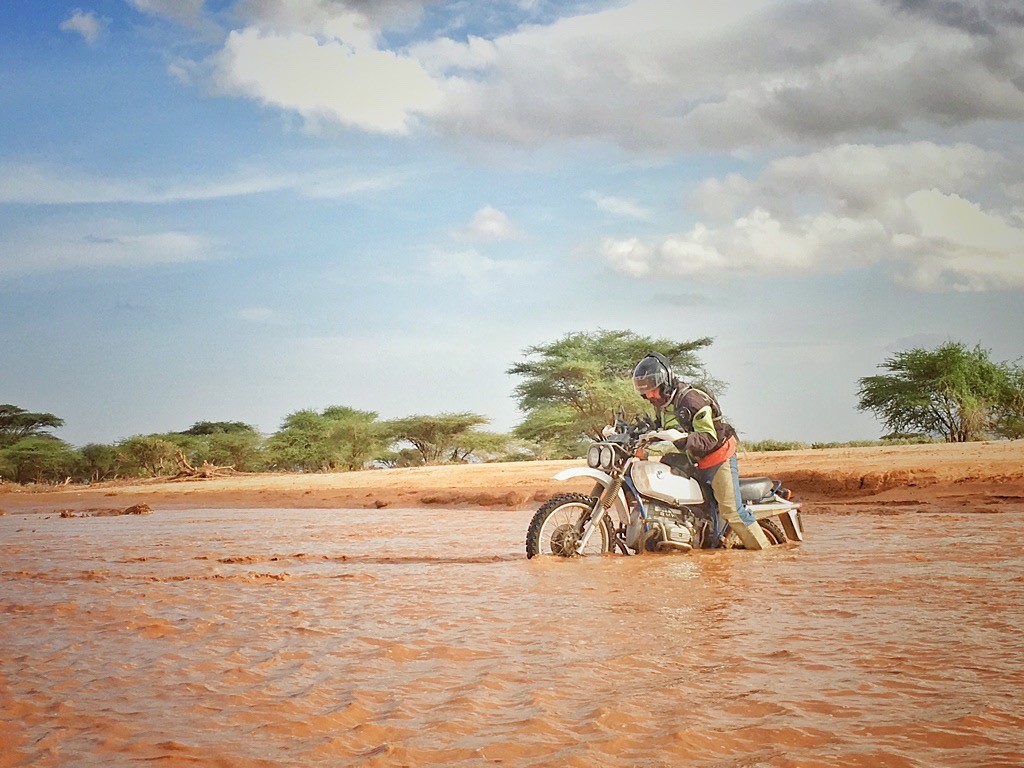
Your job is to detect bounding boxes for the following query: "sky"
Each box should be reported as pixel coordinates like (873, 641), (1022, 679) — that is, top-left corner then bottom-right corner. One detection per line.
(2, 0), (1023, 447)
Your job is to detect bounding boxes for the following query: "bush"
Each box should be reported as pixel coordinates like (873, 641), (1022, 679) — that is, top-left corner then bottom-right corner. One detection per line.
(810, 440), (881, 449)
(880, 435), (942, 445)
(741, 436), (941, 452)
(741, 439), (810, 452)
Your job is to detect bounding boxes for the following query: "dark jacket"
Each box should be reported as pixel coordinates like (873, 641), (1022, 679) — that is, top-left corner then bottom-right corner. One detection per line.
(657, 384), (736, 461)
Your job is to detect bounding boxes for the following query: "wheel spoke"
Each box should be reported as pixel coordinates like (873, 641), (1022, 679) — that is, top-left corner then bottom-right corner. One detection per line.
(526, 494), (610, 558)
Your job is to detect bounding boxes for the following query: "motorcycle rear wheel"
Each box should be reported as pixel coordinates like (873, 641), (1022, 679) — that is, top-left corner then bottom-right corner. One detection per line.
(525, 493), (613, 559)
(721, 518), (787, 548)
(758, 518), (787, 545)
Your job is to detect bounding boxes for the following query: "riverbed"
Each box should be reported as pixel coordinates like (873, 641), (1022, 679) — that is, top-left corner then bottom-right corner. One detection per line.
(2, 506), (1021, 767)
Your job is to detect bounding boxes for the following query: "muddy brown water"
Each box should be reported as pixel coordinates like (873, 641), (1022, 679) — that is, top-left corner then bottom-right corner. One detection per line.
(1, 506), (1022, 768)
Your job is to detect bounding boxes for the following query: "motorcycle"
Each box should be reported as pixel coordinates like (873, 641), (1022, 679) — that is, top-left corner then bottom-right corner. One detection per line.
(525, 413), (803, 558)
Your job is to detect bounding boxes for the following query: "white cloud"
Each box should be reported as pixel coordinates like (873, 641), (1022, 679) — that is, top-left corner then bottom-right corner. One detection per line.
(0, 222), (219, 278)
(162, 0), (1023, 152)
(231, 1), (375, 49)
(60, 9), (105, 45)
(603, 211), (887, 279)
(212, 27), (442, 134)
(233, 0), (427, 41)
(451, 205), (522, 242)
(0, 162), (403, 205)
(586, 192), (652, 220)
(895, 190), (1024, 291)
(601, 142), (1024, 291)
(418, 0), (1024, 152)
(411, 34), (498, 74)
(907, 189), (1024, 253)
(185, 3), (446, 134)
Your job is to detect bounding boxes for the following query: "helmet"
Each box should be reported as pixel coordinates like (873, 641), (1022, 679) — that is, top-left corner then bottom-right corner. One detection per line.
(632, 352), (675, 407)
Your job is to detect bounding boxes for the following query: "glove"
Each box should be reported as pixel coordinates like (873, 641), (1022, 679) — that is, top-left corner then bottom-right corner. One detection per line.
(649, 428), (687, 444)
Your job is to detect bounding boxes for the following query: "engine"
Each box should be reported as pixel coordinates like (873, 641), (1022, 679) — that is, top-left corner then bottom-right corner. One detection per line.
(643, 501), (699, 552)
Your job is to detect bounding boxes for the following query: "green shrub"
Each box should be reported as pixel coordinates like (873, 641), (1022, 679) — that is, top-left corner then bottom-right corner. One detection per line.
(741, 439), (810, 452)
(742, 436), (941, 452)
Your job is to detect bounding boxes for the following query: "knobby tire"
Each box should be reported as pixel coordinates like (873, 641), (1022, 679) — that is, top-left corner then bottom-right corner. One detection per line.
(525, 493), (612, 559)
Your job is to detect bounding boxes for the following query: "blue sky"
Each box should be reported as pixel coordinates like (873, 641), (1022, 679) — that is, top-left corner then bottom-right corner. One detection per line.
(2, 0), (1023, 446)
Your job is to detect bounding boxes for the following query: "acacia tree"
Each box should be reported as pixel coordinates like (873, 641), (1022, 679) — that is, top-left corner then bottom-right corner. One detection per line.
(0, 405), (64, 448)
(995, 367), (1024, 439)
(385, 412), (496, 465)
(0, 437), (79, 483)
(857, 342), (1020, 442)
(268, 406), (389, 472)
(507, 329), (715, 457)
(321, 406), (391, 471)
(180, 421), (257, 436)
(79, 443), (120, 482)
(167, 421), (266, 472)
(116, 435), (180, 476)
(202, 431), (266, 471)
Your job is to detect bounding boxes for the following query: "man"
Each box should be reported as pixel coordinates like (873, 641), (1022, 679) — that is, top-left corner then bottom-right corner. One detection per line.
(631, 352), (770, 550)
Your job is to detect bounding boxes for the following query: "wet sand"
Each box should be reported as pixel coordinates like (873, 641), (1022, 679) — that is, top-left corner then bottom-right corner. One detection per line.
(2, 502), (1023, 767)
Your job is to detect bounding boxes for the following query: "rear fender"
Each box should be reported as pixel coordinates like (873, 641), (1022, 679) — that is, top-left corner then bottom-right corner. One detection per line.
(552, 467), (631, 528)
(747, 500), (804, 542)
(777, 507), (804, 542)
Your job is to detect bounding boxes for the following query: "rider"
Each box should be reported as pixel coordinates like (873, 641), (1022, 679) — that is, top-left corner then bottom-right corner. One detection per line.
(631, 352), (770, 550)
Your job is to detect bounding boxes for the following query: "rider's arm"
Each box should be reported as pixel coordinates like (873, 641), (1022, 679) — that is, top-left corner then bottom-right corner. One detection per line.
(683, 405), (718, 458)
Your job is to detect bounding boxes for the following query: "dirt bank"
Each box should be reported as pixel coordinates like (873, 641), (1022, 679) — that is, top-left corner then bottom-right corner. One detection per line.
(2, 440), (1022, 515)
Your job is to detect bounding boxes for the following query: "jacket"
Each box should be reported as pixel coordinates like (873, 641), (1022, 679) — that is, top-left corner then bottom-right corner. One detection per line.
(657, 384), (737, 466)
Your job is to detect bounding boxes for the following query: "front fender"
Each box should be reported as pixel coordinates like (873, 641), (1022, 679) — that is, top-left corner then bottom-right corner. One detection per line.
(552, 466), (631, 527)
(552, 466), (612, 484)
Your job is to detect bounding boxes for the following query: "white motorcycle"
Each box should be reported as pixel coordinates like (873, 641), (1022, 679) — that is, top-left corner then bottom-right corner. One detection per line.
(525, 414), (804, 558)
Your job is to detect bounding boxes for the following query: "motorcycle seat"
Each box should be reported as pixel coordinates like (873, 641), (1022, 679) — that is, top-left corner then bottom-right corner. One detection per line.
(739, 477), (775, 502)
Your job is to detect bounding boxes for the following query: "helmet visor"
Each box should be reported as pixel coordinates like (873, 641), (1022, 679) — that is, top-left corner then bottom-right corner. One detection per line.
(632, 370), (667, 397)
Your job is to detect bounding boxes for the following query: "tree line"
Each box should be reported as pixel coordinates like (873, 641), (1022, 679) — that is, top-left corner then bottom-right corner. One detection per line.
(0, 408), (522, 484)
(2, 333), (1022, 485)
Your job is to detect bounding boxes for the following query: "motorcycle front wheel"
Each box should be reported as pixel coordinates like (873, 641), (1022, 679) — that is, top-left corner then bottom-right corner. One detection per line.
(525, 493), (613, 559)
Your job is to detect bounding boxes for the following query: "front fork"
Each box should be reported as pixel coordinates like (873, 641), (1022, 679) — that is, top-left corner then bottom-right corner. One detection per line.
(574, 474), (624, 554)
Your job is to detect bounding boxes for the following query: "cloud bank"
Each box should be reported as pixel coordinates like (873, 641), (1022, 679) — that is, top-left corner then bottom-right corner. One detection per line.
(147, 0), (1024, 153)
(601, 142), (1024, 291)
(417, 0), (1024, 152)
(40, 1), (1024, 292)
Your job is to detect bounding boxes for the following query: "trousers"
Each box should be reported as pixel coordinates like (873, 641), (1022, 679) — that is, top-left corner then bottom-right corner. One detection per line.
(663, 453), (770, 550)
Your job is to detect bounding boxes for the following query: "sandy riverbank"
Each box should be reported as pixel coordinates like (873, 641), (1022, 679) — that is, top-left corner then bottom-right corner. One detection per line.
(2, 440), (1023, 515)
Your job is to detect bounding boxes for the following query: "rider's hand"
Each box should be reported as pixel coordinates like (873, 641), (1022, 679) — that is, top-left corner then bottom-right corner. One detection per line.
(649, 428), (686, 444)
(601, 424), (616, 438)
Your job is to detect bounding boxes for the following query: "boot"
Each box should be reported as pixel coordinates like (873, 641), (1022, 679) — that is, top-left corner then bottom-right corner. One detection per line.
(730, 518), (771, 550)
(710, 463), (771, 550)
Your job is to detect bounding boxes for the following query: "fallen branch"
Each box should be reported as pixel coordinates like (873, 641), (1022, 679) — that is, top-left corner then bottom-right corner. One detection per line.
(174, 451), (236, 480)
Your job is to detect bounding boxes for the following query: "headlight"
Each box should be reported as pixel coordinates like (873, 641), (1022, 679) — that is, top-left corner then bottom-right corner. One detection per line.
(588, 442), (620, 470)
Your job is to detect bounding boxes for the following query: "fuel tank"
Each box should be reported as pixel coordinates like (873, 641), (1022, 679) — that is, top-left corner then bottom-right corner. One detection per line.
(629, 460), (704, 506)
